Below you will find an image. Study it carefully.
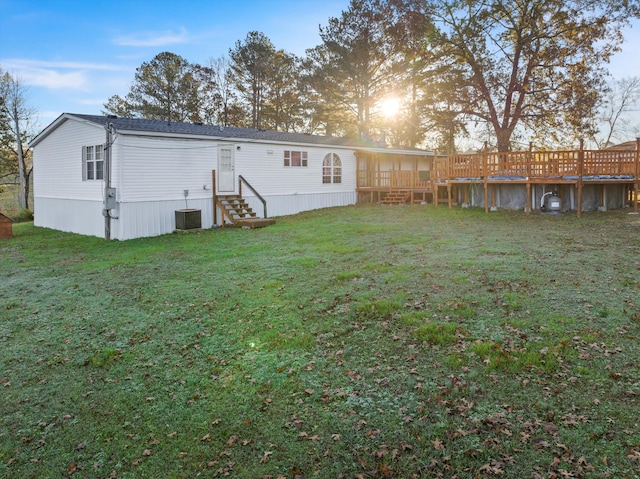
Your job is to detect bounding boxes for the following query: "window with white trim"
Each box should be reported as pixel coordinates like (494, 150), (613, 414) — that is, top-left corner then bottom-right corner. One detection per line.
(322, 153), (342, 184)
(83, 145), (104, 181)
(284, 150), (308, 167)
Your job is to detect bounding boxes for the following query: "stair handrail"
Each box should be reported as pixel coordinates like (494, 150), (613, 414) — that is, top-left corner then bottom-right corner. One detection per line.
(238, 175), (268, 218)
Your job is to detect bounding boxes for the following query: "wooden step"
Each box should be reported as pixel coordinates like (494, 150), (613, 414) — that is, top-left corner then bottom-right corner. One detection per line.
(237, 218), (276, 228)
(380, 191), (411, 204)
(216, 194), (274, 228)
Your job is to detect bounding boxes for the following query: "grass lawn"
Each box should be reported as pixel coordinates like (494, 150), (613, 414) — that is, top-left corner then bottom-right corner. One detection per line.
(1, 205), (639, 478)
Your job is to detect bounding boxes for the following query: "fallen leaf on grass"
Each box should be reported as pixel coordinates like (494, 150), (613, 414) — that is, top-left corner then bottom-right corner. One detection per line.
(377, 462), (393, 478)
(432, 438), (445, 450)
(260, 450), (273, 463)
(142, 449), (152, 456)
(627, 450), (640, 462)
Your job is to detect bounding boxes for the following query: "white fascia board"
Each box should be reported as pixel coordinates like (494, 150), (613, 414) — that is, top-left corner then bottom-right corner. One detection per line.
(29, 113), (104, 147)
(115, 129), (433, 156)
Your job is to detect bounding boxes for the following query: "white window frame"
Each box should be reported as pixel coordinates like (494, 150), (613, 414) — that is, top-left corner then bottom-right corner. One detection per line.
(82, 144), (104, 181)
(322, 153), (342, 184)
(284, 150), (308, 167)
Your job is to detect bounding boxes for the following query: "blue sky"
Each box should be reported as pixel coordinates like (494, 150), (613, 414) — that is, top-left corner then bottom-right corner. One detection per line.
(1, 0), (639, 130)
(0, 0), (351, 125)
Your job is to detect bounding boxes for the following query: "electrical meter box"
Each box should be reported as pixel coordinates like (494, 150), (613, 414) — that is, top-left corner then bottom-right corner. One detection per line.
(105, 188), (117, 210)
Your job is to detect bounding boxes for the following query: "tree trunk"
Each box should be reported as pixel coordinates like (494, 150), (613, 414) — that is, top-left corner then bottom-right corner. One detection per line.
(495, 128), (512, 152)
(13, 105), (28, 210)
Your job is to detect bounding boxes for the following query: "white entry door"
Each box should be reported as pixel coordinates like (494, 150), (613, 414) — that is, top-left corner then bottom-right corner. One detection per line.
(218, 145), (235, 192)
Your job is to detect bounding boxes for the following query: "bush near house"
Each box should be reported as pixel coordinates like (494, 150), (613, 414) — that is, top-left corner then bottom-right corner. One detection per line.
(1, 205), (639, 478)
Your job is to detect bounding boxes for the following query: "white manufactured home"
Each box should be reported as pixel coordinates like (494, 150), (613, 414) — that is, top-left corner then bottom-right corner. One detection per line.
(30, 113), (435, 240)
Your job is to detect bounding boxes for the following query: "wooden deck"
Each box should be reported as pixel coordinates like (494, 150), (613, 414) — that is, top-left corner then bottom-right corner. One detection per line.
(432, 144), (639, 215)
(356, 143), (639, 214)
(357, 170), (433, 204)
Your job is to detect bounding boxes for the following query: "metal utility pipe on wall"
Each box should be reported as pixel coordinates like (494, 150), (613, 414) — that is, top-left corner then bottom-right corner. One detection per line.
(103, 123), (115, 240)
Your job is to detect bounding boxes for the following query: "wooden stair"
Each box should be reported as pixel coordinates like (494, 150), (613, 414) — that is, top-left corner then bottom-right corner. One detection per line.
(216, 195), (275, 228)
(380, 190), (411, 205)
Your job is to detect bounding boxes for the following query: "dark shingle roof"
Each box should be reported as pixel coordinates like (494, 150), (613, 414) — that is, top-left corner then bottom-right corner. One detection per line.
(70, 113), (377, 148)
(30, 113), (433, 156)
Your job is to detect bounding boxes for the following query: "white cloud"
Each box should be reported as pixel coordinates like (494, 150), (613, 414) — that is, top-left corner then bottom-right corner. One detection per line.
(28, 70), (88, 90)
(0, 58), (131, 91)
(2, 59), (128, 72)
(113, 28), (189, 47)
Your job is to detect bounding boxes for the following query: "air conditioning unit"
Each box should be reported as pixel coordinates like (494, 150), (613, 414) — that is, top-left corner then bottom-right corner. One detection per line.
(175, 209), (202, 230)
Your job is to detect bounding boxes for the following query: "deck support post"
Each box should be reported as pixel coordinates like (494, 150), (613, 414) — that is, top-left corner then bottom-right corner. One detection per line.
(483, 148), (489, 213)
(447, 183), (452, 209)
(484, 182), (489, 213)
(577, 139), (584, 218)
(635, 138), (639, 213)
(525, 182), (531, 214)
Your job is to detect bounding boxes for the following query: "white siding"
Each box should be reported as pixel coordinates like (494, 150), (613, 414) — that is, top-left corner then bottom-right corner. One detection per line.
(113, 134), (358, 239)
(34, 119), (106, 201)
(244, 191), (356, 217)
(113, 198), (214, 241)
(117, 136), (216, 202)
(34, 118), (362, 240)
(33, 119), (107, 237)
(233, 143), (356, 196)
(33, 197), (104, 237)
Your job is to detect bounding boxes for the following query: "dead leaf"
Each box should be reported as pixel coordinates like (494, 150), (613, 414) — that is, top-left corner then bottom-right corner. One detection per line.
(432, 438), (445, 450)
(260, 450), (273, 463)
(142, 449), (152, 456)
(627, 450), (640, 462)
(377, 462), (393, 478)
(201, 434), (211, 441)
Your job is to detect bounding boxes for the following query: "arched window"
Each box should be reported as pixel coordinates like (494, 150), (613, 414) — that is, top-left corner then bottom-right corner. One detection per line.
(322, 153), (342, 184)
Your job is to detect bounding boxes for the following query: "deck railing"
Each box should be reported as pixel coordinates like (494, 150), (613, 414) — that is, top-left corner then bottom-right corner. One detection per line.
(435, 149), (639, 181)
(357, 169), (431, 189)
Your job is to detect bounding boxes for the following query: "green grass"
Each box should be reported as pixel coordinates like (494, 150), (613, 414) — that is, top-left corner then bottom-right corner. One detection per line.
(1, 205), (639, 478)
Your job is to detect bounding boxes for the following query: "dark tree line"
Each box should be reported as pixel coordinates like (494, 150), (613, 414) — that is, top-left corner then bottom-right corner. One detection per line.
(103, 0), (639, 152)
